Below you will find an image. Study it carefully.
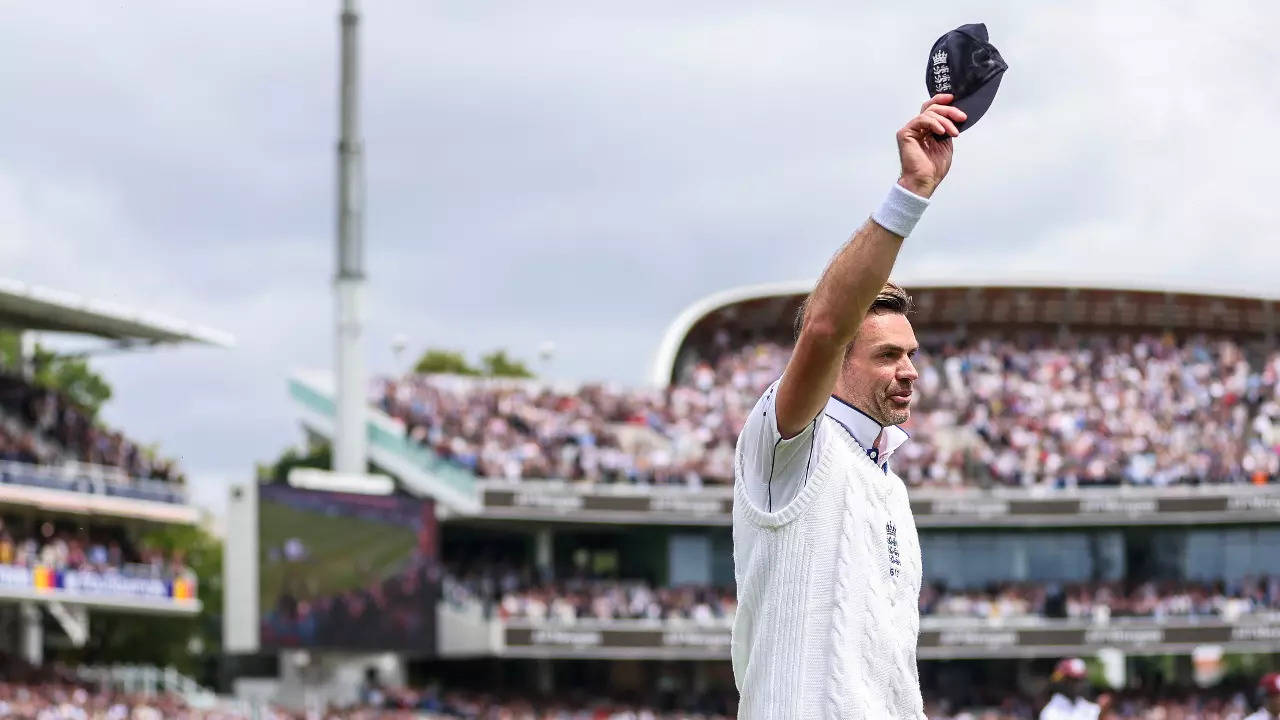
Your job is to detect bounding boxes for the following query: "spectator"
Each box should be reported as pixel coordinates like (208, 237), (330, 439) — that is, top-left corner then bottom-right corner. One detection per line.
(446, 567), (1280, 624)
(377, 333), (1280, 490)
(0, 373), (183, 484)
(0, 516), (195, 586)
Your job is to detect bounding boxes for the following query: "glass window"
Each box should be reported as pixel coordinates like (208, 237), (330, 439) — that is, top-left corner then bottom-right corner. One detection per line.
(669, 534), (711, 586)
(1183, 527), (1280, 581)
(921, 530), (1123, 587)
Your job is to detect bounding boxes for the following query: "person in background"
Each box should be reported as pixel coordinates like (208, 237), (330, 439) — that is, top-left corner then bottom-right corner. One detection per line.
(1039, 658), (1101, 720)
(1246, 673), (1280, 720)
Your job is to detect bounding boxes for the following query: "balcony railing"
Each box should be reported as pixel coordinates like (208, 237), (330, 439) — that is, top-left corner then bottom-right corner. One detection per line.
(0, 460), (187, 505)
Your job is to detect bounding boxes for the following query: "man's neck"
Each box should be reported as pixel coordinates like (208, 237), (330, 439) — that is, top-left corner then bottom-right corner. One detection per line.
(823, 395), (910, 468)
(831, 392), (886, 427)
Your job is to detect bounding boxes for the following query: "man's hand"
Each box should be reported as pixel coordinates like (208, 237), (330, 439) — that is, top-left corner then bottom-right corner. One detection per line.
(896, 94), (967, 198)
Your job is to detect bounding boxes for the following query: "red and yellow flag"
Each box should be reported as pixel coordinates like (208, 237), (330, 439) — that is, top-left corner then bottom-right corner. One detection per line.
(172, 578), (196, 600)
(32, 566), (55, 592)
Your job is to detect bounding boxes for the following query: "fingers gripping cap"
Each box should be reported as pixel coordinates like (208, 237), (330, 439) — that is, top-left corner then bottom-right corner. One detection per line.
(1261, 673), (1280, 696)
(926, 23), (1008, 133)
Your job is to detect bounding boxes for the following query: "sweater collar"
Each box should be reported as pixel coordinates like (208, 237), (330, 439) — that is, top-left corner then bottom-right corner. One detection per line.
(823, 394), (910, 467)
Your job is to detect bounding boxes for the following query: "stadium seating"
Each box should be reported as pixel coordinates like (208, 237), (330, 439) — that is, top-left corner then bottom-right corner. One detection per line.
(0, 654), (230, 720)
(0, 515), (195, 586)
(0, 675), (1266, 719)
(376, 333), (1280, 489)
(442, 561), (1280, 625)
(0, 373), (183, 486)
(921, 689), (1260, 719)
(0, 683), (737, 719)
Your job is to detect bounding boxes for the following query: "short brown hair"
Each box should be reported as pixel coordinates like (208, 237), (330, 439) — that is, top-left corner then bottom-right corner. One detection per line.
(792, 281), (914, 341)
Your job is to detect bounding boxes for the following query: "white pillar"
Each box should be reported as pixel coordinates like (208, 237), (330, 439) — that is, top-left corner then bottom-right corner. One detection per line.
(333, 0), (366, 476)
(535, 658), (553, 695)
(692, 661), (709, 694)
(535, 528), (553, 582)
(19, 331), (36, 380)
(334, 278), (366, 474)
(1011, 540), (1029, 581)
(20, 602), (42, 666)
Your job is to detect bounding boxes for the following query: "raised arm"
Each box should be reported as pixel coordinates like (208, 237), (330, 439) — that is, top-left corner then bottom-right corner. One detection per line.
(773, 94), (966, 438)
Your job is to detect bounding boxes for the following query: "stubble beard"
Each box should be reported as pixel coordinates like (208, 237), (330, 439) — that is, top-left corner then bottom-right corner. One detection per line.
(879, 392), (910, 427)
(884, 406), (909, 426)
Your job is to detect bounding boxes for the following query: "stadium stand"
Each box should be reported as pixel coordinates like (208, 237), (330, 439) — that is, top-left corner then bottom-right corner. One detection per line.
(0, 280), (227, 680)
(0, 372), (183, 484)
(920, 689), (1259, 720)
(0, 515), (193, 580)
(5, 670), (1276, 720)
(358, 281), (1280, 492)
(444, 571), (1280, 624)
(451, 578), (737, 624)
(266, 281), (1280, 717)
(375, 332), (1280, 489)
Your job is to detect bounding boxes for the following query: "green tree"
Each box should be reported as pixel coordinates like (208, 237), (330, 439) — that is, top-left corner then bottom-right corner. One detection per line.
(411, 347), (536, 378)
(479, 349), (534, 378)
(257, 441), (378, 484)
(0, 331), (20, 369)
(256, 441), (333, 484)
(73, 523), (223, 682)
(32, 349), (113, 419)
(413, 349), (479, 376)
(0, 330), (113, 419)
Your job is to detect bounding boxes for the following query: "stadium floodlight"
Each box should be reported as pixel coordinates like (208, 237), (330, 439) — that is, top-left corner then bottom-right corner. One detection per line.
(334, 0), (366, 475)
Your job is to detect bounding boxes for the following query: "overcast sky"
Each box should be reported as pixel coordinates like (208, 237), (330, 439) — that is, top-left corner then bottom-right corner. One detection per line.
(3, 1), (1278, 514)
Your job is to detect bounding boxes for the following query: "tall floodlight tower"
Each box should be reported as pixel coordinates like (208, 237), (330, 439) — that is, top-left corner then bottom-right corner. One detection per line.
(334, 0), (366, 474)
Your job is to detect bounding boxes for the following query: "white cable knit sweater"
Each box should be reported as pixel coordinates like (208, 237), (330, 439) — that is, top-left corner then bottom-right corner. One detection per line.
(732, 417), (924, 719)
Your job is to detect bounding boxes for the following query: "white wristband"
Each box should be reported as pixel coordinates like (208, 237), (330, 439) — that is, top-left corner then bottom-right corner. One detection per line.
(871, 183), (930, 238)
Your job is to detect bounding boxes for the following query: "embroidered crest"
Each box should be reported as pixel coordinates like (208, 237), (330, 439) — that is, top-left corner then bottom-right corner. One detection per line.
(887, 521), (901, 577)
(931, 50), (953, 91)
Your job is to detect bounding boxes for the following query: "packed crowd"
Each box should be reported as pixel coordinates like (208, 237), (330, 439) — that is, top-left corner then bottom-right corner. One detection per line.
(1, 650), (1275, 720)
(921, 577), (1280, 622)
(261, 558), (437, 650)
(0, 653), (733, 720)
(443, 561), (735, 623)
(0, 517), (191, 580)
(0, 656), (234, 720)
(377, 332), (1280, 489)
(336, 685), (736, 720)
(0, 373), (182, 483)
(899, 334), (1280, 488)
(0, 423), (42, 464)
(0, 685), (734, 720)
(444, 570), (1280, 624)
(4, 682), (1276, 720)
(494, 582), (731, 624)
(0, 683), (247, 720)
(376, 374), (726, 487)
(924, 692), (1262, 720)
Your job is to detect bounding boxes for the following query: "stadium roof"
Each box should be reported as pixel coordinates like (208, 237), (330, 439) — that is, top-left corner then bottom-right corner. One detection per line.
(650, 276), (1280, 386)
(0, 278), (234, 348)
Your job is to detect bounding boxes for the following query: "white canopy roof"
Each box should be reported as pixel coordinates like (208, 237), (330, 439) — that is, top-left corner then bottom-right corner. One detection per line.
(0, 278), (234, 348)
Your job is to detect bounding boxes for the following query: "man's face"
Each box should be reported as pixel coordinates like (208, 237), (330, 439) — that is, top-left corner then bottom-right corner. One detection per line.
(839, 311), (920, 426)
(1266, 693), (1280, 716)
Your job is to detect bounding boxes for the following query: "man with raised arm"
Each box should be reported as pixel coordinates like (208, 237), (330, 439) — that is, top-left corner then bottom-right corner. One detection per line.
(731, 93), (966, 718)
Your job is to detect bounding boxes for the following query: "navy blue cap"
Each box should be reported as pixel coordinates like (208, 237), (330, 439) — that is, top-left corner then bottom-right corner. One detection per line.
(926, 23), (1007, 133)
